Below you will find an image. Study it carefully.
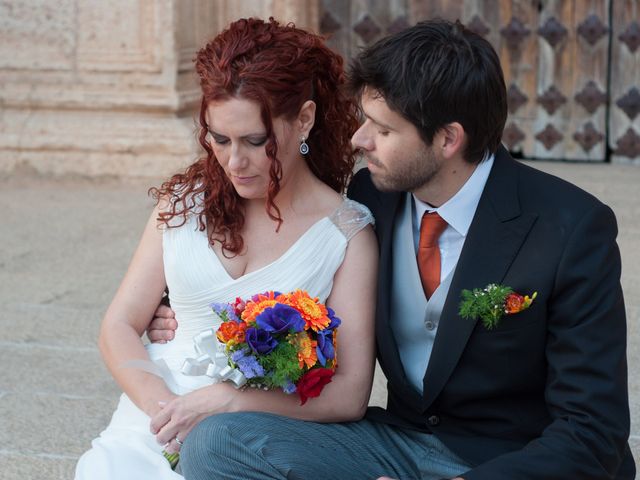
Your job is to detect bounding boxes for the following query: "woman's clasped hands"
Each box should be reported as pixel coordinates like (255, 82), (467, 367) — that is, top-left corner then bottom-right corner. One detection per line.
(150, 383), (239, 454)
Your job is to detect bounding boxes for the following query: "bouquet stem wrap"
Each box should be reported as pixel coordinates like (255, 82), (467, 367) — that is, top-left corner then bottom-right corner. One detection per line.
(181, 329), (247, 388)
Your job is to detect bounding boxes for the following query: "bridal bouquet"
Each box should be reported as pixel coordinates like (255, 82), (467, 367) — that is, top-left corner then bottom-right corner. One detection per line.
(167, 291), (340, 468)
(212, 290), (340, 405)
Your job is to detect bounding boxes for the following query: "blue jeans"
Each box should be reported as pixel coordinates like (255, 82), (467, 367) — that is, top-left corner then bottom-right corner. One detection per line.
(180, 412), (471, 479)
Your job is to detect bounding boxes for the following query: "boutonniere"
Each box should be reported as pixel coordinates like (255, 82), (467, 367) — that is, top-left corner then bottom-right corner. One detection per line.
(459, 284), (537, 329)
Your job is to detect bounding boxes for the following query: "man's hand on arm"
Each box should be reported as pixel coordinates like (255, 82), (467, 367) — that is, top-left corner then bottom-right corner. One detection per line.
(147, 304), (177, 343)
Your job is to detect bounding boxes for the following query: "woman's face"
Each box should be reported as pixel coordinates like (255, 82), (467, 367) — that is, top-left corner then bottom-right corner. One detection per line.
(205, 97), (302, 200)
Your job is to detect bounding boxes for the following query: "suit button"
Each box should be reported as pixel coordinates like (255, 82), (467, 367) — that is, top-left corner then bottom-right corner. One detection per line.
(427, 415), (440, 426)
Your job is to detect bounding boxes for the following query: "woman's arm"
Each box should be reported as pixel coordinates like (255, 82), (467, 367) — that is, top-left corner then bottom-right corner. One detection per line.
(98, 206), (176, 417)
(151, 224), (378, 444)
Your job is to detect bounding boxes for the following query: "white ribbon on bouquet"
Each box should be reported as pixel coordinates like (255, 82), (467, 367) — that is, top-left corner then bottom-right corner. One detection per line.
(180, 329), (247, 388)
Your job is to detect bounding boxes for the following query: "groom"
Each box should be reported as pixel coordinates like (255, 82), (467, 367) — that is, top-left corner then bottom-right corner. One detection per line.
(150, 19), (634, 479)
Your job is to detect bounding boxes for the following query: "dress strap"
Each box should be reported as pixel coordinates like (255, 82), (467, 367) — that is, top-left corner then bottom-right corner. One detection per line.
(328, 199), (375, 241)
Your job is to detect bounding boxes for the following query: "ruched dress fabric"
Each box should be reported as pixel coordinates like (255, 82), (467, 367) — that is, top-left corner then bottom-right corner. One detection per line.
(74, 199), (373, 480)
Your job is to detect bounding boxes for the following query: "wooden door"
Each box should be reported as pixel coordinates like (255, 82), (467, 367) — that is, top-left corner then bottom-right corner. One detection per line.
(610, 1), (640, 164)
(318, 0), (640, 164)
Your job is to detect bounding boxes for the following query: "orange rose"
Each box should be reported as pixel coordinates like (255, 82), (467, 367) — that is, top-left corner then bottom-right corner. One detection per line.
(504, 292), (526, 314)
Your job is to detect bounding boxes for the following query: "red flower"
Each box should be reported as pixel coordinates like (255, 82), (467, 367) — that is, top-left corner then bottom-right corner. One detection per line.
(296, 368), (334, 405)
(504, 292), (525, 314)
(233, 297), (246, 317)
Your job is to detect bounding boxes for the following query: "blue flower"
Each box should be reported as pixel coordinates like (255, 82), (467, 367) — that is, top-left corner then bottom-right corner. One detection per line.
(283, 381), (297, 394)
(256, 304), (305, 334)
(316, 330), (335, 366)
(246, 327), (278, 355)
(235, 355), (265, 379)
(326, 308), (342, 330)
(231, 347), (250, 363)
(231, 348), (265, 379)
(210, 302), (239, 322)
(315, 308), (340, 366)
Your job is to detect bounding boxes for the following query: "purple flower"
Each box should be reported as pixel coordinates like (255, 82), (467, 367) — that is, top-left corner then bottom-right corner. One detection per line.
(231, 347), (250, 363)
(211, 302), (239, 322)
(283, 381), (297, 394)
(256, 304), (305, 334)
(235, 355), (265, 379)
(231, 347), (264, 379)
(316, 330), (335, 366)
(326, 308), (342, 330)
(245, 327), (278, 355)
(315, 308), (340, 366)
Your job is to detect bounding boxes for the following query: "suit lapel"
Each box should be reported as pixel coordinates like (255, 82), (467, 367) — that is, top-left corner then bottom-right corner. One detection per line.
(421, 148), (538, 409)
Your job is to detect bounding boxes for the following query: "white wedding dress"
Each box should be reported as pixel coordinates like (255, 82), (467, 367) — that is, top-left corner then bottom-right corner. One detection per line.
(74, 198), (373, 480)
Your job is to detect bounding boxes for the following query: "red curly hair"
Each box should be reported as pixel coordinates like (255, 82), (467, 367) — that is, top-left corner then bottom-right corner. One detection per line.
(150, 17), (360, 255)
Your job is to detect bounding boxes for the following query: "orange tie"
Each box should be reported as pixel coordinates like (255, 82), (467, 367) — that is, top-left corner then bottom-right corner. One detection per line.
(418, 212), (448, 299)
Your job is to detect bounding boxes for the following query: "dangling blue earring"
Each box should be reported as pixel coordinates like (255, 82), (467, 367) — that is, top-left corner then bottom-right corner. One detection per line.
(299, 136), (309, 155)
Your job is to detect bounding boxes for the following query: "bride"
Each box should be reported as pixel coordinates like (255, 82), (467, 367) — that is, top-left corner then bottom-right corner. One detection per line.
(75, 17), (377, 479)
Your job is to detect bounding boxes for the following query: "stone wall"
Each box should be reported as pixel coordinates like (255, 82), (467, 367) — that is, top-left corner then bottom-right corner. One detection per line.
(0, 0), (319, 178)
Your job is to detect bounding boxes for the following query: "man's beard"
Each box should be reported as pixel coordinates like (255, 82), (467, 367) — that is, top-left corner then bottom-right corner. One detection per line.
(366, 145), (440, 193)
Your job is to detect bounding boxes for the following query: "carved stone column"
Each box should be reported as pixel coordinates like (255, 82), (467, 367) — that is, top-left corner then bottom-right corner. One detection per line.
(215, 0), (319, 32)
(0, 0), (319, 178)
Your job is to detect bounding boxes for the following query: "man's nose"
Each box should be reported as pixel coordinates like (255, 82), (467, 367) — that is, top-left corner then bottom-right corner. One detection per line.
(351, 124), (373, 151)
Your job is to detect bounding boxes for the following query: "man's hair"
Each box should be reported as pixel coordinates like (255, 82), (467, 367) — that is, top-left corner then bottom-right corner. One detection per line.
(349, 19), (507, 164)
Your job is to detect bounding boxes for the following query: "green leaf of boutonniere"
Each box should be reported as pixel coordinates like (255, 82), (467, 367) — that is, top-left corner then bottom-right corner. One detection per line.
(459, 284), (537, 329)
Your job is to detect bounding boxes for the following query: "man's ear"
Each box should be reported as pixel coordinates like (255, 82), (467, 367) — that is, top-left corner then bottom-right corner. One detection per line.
(297, 100), (316, 138)
(437, 122), (466, 160)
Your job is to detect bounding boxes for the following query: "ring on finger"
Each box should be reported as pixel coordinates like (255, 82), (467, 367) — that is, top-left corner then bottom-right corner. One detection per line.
(175, 436), (184, 446)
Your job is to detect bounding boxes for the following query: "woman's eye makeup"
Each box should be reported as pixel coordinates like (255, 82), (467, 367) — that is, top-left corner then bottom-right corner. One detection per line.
(208, 131), (266, 147)
(209, 132), (229, 145)
(247, 137), (267, 146)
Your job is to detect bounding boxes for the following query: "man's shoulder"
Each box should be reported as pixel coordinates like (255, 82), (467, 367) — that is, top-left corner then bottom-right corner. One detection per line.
(498, 150), (606, 215)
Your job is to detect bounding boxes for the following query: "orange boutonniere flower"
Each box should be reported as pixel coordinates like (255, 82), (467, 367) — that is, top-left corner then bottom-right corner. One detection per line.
(504, 292), (536, 314)
(459, 284), (537, 329)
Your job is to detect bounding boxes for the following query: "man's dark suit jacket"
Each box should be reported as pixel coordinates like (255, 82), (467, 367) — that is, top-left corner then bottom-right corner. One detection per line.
(347, 146), (635, 479)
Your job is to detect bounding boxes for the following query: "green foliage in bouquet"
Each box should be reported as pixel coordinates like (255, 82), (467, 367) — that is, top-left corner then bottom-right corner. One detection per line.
(258, 341), (304, 388)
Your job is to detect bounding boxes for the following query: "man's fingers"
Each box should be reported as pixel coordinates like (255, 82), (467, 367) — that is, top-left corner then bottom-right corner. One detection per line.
(155, 304), (176, 320)
(147, 305), (177, 343)
(148, 313), (177, 331)
(147, 328), (173, 343)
